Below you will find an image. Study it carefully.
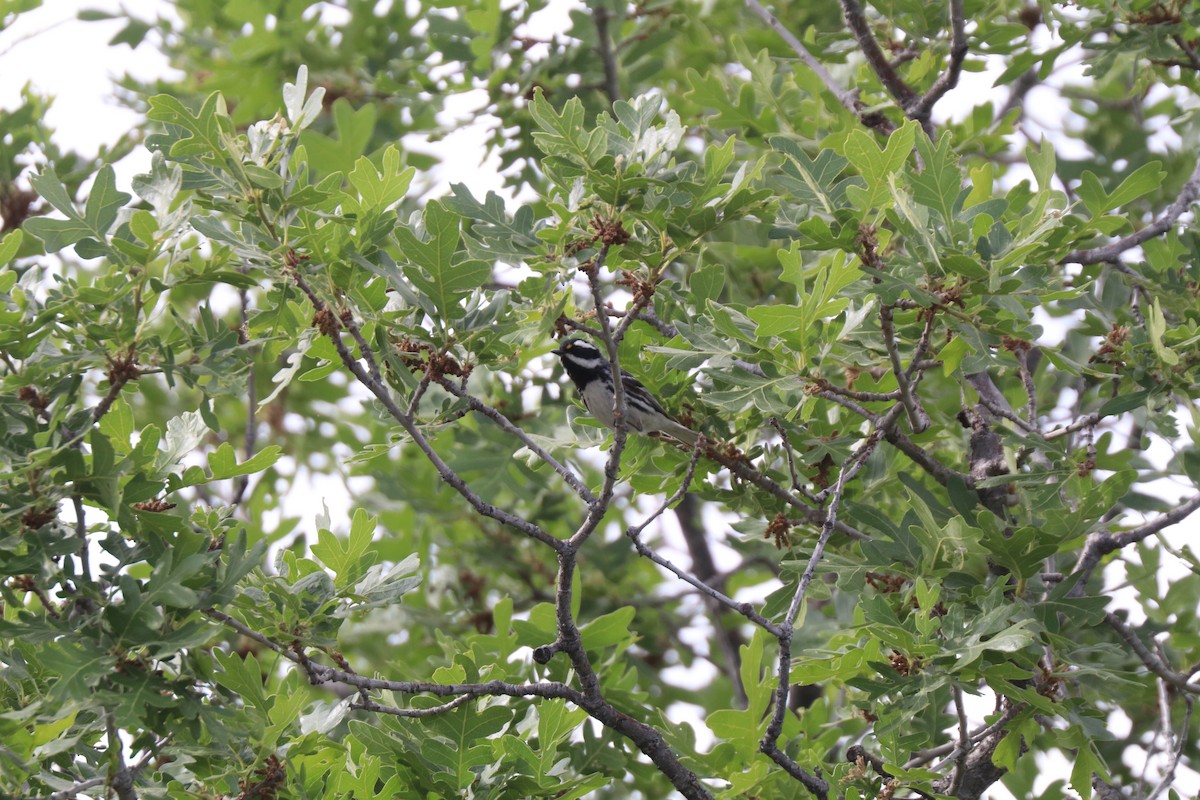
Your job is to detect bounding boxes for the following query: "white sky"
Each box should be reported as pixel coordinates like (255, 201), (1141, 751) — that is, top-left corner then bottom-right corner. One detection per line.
(2, 3), (1197, 798)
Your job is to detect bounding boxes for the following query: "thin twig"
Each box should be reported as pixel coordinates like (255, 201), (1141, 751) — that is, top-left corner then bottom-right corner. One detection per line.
(1045, 412), (1101, 440)
(561, 316), (604, 338)
(39, 743), (161, 800)
(437, 378), (596, 503)
(839, 0), (918, 109)
(353, 694), (472, 717)
(1016, 350), (1038, 428)
(342, 312), (382, 384)
(905, 311), (937, 380)
(1071, 494), (1200, 593)
(626, 444), (783, 635)
(949, 685), (970, 795)
(815, 382), (900, 403)
(407, 370), (433, 416)
(759, 432), (880, 799)
(908, 0), (968, 126)
(232, 287), (257, 507)
(904, 699), (1027, 768)
(72, 493), (90, 581)
(105, 711), (137, 800)
(879, 304), (929, 431)
(1104, 612), (1200, 695)
(1146, 690), (1191, 800)
(744, 0), (869, 126)
(205, 608), (579, 698)
(768, 417), (805, 494)
(603, 305), (679, 338)
(289, 270), (562, 550)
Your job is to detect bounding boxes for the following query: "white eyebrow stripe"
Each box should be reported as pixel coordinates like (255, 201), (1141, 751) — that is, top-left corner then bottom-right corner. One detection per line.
(566, 354), (606, 368)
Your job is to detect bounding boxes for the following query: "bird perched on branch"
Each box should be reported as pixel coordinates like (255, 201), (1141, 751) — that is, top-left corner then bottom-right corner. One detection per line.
(552, 337), (699, 446)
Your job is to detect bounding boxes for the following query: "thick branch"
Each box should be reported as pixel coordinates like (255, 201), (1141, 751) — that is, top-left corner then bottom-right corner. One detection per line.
(1062, 158), (1200, 265)
(930, 721), (1010, 800)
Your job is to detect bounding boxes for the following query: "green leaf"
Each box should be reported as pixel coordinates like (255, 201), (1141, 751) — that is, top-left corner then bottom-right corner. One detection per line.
(445, 183), (541, 260)
(1077, 162), (1166, 216)
(1097, 389), (1154, 418)
(146, 92), (231, 159)
(1146, 299), (1180, 366)
(843, 120), (918, 213)
(346, 145), (413, 212)
(0, 229), (22, 266)
(302, 98), (378, 175)
(311, 507), (377, 578)
(25, 165), (130, 254)
(214, 649), (271, 713)
(98, 397), (135, 449)
(910, 132), (963, 229)
(690, 263), (725, 303)
(396, 202), (491, 321)
(207, 442), (283, 479)
(580, 606), (636, 650)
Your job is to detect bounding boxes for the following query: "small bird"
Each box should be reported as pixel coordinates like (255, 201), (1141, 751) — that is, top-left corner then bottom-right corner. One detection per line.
(552, 337), (699, 446)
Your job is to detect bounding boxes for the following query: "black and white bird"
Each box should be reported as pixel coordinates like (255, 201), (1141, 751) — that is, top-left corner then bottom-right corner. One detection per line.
(552, 337), (699, 446)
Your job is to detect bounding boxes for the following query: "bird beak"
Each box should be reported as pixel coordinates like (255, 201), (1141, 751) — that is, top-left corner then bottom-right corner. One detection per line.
(551, 345), (565, 356)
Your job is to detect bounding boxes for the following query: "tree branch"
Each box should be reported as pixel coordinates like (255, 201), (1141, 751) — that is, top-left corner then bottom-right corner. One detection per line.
(743, 0), (889, 132)
(289, 268), (563, 550)
(627, 446), (783, 636)
(1146, 689), (1191, 800)
(1070, 493), (1200, 593)
(1062, 158), (1200, 265)
(231, 287), (257, 507)
(671, 492), (751, 707)
(949, 685), (970, 796)
(759, 430), (882, 799)
(1104, 612), (1200, 695)
(105, 710), (137, 800)
(907, 0), (967, 126)
(592, 5), (621, 105)
(878, 304), (928, 431)
(839, 0), (919, 109)
(436, 378), (597, 503)
(352, 694), (472, 717)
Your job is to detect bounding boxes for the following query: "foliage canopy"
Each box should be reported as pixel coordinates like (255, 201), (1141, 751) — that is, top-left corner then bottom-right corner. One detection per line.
(3, 1), (1200, 799)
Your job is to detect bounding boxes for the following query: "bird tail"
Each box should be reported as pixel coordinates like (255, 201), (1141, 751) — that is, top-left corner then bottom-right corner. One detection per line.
(663, 419), (700, 447)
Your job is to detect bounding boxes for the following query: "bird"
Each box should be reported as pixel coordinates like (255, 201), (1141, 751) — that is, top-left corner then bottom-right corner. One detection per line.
(551, 337), (699, 446)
